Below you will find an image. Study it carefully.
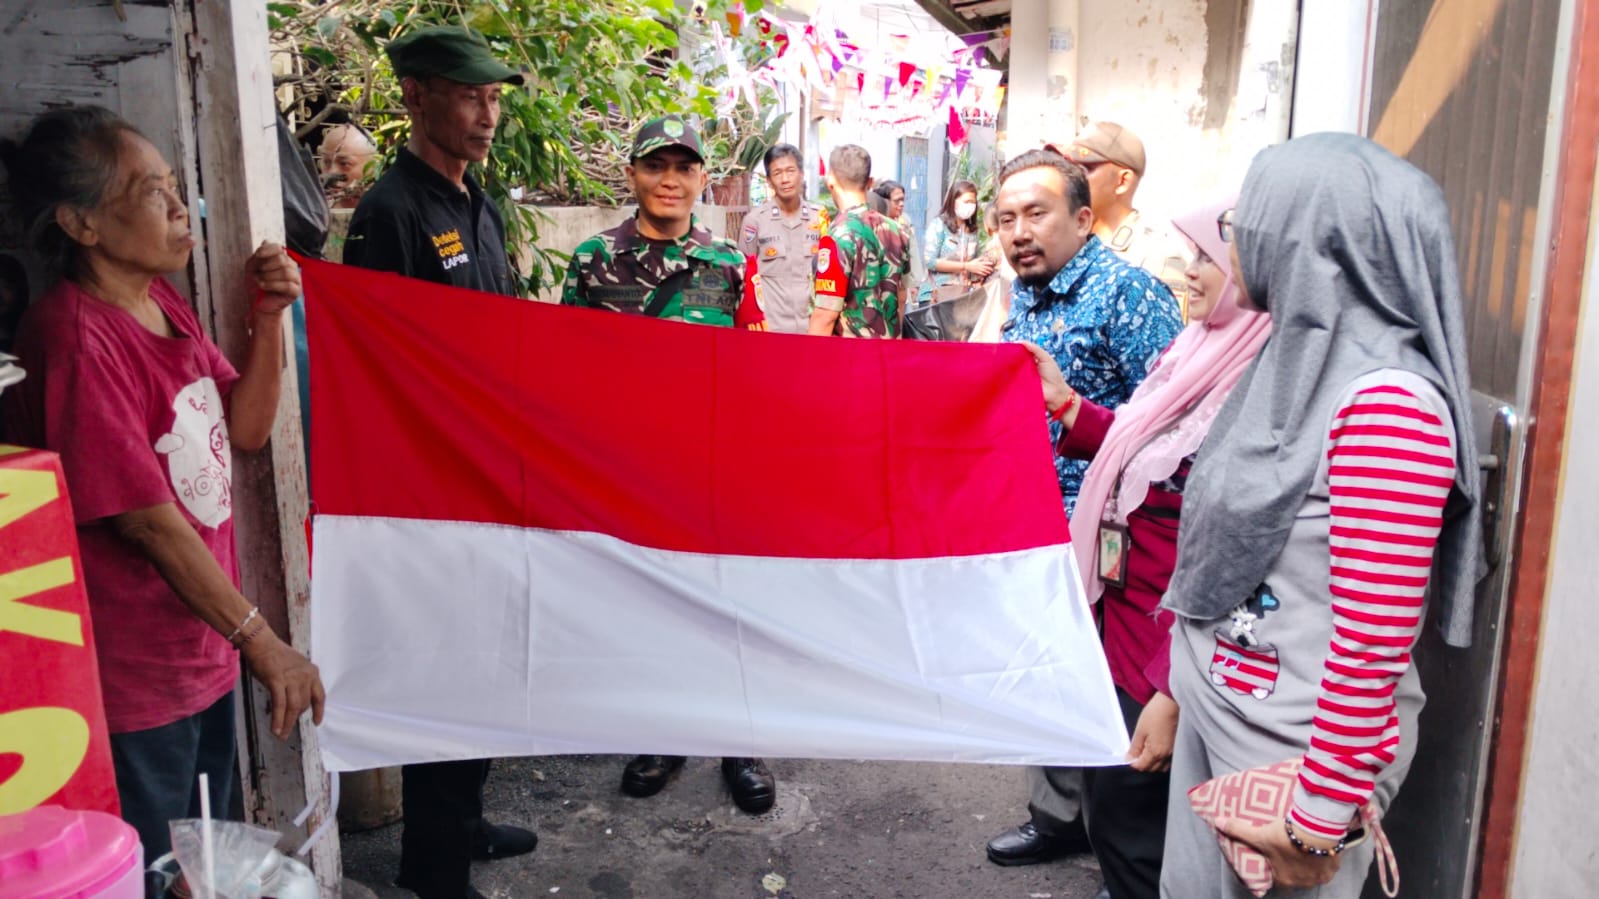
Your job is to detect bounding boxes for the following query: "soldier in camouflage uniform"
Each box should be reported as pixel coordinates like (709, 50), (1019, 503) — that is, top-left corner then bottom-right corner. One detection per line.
(810, 144), (911, 338)
(561, 115), (776, 817)
(562, 115), (762, 330)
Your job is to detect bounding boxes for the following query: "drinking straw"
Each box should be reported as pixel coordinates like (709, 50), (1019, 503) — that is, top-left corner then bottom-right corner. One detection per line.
(198, 772), (215, 899)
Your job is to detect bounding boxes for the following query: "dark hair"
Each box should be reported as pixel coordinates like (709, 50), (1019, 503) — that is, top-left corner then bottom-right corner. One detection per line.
(763, 143), (802, 174)
(938, 179), (981, 233)
(872, 179), (904, 200)
(867, 190), (889, 215)
(999, 149), (1090, 213)
(0, 105), (144, 278)
(828, 144), (871, 190)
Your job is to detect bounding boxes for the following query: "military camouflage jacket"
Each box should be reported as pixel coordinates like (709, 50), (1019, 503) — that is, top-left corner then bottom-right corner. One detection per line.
(812, 205), (911, 338)
(562, 216), (747, 328)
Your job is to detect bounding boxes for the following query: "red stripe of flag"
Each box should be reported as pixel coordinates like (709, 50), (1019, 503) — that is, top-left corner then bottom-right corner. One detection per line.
(302, 258), (1068, 560)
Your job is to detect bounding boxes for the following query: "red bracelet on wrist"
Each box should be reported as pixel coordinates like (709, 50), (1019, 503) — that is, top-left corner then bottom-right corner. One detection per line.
(1050, 392), (1079, 422)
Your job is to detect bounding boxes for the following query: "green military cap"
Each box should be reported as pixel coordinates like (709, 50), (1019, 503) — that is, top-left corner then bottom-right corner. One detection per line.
(630, 115), (705, 163)
(386, 25), (525, 86)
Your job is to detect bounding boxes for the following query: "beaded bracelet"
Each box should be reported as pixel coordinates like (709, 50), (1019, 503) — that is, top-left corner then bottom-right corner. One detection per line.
(1284, 818), (1348, 857)
(1049, 391), (1079, 422)
(225, 607), (260, 646)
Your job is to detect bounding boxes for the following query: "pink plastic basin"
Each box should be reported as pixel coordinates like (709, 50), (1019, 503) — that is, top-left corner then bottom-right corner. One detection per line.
(0, 805), (142, 899)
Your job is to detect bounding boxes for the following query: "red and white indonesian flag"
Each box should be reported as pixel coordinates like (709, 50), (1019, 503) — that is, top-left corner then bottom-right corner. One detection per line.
(302, 258), (1127, 773)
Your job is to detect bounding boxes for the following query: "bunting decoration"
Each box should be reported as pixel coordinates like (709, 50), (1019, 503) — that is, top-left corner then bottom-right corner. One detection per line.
(702, 1), (1009, 148)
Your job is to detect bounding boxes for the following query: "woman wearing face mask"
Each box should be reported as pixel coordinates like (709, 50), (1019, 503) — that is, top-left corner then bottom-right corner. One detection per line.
(921, 179), (990, 305)
(1023, 195), (1270, 898)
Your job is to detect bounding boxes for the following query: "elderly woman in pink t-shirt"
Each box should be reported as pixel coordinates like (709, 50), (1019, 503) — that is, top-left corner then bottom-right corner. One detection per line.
(0, 105), (325, 865)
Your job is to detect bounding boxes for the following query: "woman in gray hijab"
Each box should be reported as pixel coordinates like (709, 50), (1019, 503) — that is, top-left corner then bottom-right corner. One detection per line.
(1158, 133), (1482, 897)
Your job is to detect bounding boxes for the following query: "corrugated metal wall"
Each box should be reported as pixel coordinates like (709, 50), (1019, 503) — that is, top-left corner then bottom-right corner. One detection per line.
(1362, 2), (1563, 897)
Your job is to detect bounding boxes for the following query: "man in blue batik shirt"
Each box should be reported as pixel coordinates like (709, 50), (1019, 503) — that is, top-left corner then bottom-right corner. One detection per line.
(983, 148), (1182, 875)
(995, 148), (1181, 517)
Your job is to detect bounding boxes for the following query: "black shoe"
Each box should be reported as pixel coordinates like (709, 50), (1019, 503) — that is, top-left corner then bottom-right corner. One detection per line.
(721, 757), (775, 814)
(472, 821), (538, 861)
(621, 754), (686, 797)
(985, 821), (1089, 866)
(1092, 886), (1111, 899)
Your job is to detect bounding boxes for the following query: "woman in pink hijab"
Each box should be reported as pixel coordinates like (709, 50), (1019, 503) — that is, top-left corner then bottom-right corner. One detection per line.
(1025, 196), (1270, 898)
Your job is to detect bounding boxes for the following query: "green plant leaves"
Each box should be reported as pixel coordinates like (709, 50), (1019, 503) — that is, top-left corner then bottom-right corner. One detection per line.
(272, 0), (781, 293)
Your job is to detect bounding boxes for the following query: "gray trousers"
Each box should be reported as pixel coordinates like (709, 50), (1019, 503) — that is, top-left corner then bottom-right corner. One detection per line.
(1027, 765), (1084, 832)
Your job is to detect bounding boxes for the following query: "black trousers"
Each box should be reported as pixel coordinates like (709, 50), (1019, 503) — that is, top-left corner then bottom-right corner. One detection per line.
(398, 758), (491, 899)
(1084, 688), (1170, 899)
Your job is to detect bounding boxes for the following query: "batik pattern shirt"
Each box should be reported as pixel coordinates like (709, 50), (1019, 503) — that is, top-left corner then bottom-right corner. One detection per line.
(1002, 235), (1182, 513)
(562, 216), (756, 328)
(812, 205), (910, 338)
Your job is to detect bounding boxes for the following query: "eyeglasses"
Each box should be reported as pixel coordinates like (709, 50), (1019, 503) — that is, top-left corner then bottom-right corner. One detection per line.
(1217, 208), (1235, 243)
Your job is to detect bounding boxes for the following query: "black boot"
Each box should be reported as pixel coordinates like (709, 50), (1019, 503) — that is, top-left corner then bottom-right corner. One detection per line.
(721, 757), (775, 814)
(621, 754), (686, 797)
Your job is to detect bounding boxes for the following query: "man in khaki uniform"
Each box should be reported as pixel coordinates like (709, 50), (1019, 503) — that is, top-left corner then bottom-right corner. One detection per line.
(739, 143), (825, 334)
(1047, 122), (1192, 317)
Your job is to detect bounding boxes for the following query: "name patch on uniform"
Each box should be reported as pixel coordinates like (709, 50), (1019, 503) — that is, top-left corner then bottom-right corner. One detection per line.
(682, 288), (740, 312)
(432, 228), (470, 270)
(587, 286), (649, 309)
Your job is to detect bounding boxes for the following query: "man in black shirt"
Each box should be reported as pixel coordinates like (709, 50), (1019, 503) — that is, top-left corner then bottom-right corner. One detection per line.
(345, 29), (517, 296)
(344, 25), (534, 899)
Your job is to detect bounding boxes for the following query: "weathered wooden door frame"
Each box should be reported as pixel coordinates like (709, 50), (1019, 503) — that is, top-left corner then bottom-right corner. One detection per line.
(1476, 0), (1599, 894)
(176, 1), (340, 892)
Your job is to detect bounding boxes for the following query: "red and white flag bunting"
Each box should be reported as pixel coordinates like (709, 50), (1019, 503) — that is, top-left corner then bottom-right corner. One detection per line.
(302, 259), (1128, 773)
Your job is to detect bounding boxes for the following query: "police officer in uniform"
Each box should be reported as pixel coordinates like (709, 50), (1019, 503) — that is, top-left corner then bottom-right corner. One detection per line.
(1046, 122), (1192, 316)
(562, 115), (774, 814)
(343, 25), (536, 899)
(737, 143), (823, 334)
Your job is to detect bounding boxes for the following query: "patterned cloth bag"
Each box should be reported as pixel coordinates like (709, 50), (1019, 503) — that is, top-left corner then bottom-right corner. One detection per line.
(1186, 759), (1399, 897)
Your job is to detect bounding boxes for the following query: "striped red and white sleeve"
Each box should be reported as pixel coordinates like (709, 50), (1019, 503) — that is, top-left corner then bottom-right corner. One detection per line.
(1288, 378), (1456, 840)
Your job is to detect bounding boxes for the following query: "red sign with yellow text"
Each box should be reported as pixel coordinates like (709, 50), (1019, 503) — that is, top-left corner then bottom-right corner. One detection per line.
(0, 445), (119, 815)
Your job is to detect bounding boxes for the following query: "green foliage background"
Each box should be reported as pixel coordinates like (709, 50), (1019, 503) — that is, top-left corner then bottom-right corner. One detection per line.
(270, 0), (780, 294)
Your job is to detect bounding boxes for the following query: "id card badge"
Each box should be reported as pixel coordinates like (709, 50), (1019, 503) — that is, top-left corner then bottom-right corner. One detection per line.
(1097, 521), (1130, 588)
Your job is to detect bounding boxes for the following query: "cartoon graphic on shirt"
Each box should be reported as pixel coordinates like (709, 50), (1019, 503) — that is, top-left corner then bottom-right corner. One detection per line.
(1209, 583), (1282, 699)
(153, 377), (232, 528)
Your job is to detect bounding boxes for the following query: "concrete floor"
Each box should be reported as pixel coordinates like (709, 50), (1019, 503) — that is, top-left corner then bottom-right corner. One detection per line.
(340, 755), (1104, 899)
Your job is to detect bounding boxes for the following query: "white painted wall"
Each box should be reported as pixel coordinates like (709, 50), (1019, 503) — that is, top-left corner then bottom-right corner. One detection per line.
(1509, 153), (1599, 899)
(1069, 0), (1297, 227)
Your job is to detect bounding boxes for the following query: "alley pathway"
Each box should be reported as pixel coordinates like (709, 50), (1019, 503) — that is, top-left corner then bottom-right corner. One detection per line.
(342, 755), (1104, 899)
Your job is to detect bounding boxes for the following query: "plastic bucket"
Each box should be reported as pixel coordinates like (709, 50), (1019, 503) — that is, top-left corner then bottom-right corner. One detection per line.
(0, 805), (142, 899)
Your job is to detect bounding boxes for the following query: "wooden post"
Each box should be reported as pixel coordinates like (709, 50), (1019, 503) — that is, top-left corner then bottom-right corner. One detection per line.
(178, 0), (340, 892)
